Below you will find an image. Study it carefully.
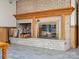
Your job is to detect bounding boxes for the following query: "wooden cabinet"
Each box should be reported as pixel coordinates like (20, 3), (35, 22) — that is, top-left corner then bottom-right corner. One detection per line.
(0, 28), (8, 42)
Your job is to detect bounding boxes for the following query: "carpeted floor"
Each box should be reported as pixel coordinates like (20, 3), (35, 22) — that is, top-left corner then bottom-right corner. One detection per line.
(0, 44), (79, 59)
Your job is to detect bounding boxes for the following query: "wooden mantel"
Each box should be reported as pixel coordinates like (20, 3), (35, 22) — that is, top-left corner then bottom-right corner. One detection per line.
(14, 7), (74, 20)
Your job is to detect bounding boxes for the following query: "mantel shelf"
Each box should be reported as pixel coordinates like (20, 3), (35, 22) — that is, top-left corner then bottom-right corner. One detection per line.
(14, 7), (74, 20)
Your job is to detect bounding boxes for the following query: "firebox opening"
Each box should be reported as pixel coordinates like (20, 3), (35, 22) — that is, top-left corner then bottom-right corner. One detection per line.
(17, 23), (31, 38)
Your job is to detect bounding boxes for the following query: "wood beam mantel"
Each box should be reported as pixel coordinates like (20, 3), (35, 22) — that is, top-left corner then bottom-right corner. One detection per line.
(14, 7), (74, 20)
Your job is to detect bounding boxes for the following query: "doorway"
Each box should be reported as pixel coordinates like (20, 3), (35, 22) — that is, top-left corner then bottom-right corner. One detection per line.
(77, 0), (79, 47)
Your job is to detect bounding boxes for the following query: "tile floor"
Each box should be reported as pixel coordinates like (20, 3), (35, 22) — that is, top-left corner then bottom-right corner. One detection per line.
(0, 44), (79, 59)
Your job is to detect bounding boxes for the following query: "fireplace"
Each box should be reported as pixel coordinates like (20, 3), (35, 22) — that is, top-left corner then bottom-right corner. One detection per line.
(38, 22), (57, 39)
(17, 23), (31, 38)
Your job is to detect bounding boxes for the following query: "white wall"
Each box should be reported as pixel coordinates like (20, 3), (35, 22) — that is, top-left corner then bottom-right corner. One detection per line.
(71, 0), (77, 25)
(0, 0), (16, 27)
(65, 15), (71, 50)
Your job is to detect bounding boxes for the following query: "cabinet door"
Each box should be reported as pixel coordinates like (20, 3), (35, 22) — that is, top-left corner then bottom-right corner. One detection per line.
(0, 28), (8, 42)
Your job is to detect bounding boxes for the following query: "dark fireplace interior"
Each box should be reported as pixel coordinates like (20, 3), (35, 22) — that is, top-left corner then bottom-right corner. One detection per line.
(18, 23), (31, 38)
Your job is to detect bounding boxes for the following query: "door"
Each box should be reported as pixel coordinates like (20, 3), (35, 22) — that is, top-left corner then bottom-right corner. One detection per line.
(78, 0), (79, 47)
